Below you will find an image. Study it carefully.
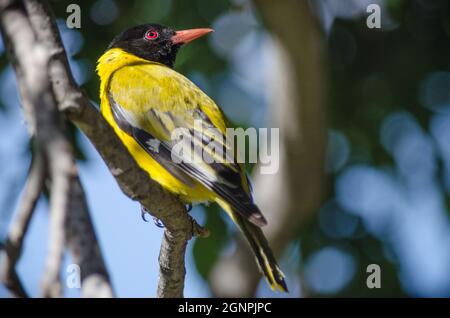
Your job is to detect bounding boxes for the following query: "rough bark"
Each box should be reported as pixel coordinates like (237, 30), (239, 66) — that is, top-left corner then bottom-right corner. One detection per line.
(0, 0), (200, 297)
(0, 151), (45, 298)
(0, 0), (115, 297)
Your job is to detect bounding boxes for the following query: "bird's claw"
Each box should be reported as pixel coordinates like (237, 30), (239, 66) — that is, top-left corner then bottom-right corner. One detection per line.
(153, 217), (165, 228)
(140, 205), (165, 228)
(141, 205), (150, 222)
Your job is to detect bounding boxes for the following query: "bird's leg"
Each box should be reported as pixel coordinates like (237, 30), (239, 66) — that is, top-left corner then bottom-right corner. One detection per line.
(141, 203), (199, 230)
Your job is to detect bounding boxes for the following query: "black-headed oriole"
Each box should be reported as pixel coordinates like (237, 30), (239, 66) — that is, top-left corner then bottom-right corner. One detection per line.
(97, 24), (287, 292)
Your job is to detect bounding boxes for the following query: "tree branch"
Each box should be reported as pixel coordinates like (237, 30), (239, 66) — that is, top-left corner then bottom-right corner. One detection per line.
(0, 1), (68, 298)
(41, 137), (74, 297)
(0, 150), (46, 298)
(0, 0), (114, 297)
(65, 175), (114, 297)
(158, 220), (209, 298)
(0, 0), (203, 297)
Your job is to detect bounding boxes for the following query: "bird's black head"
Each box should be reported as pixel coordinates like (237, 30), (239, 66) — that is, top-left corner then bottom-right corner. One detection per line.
(108, 24), (213, 68)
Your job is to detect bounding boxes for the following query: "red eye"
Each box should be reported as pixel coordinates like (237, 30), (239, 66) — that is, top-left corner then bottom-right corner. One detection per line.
(145, 30), (159, 40)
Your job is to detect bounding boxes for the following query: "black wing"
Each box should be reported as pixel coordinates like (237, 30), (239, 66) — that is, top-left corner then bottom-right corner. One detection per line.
(109, 93), (267, 226)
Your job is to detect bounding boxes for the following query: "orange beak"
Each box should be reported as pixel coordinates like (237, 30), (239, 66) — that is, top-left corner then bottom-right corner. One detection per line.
(171, 28), (214, 45)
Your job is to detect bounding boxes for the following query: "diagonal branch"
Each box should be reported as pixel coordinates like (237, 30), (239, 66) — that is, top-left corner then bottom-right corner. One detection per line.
(0, 0), (114, 297)
(0, 0), (204, 297)
(0, 150), (46, 298)
(65, 175), (114, 297)
(158, 220), (209, 298)
(1, 1), (73, 297)
(25, 0), (193, 298)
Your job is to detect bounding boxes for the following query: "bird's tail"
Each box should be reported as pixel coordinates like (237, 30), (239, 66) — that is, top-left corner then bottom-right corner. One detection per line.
(226, 207), (288, 292)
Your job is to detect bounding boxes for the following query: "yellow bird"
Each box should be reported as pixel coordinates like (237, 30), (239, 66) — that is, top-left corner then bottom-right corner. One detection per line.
(97, 24), (287, 292)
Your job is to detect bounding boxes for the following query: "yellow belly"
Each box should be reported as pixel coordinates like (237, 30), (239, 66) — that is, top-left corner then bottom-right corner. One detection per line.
(100, 94), (213, 204)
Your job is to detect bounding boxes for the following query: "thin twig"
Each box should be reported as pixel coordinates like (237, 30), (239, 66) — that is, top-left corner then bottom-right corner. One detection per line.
(0, 151), (46, 298)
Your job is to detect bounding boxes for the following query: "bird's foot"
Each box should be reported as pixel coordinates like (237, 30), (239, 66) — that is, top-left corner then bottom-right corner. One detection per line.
(140, 205), (165, 228)
(186, 203), (193, 212)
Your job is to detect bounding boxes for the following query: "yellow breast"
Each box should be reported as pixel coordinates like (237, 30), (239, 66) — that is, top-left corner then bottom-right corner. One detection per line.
(97, 48), (213, 203)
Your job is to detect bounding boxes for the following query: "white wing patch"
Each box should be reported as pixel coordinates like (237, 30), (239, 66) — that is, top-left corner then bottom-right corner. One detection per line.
(145, 138), (161, 153)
